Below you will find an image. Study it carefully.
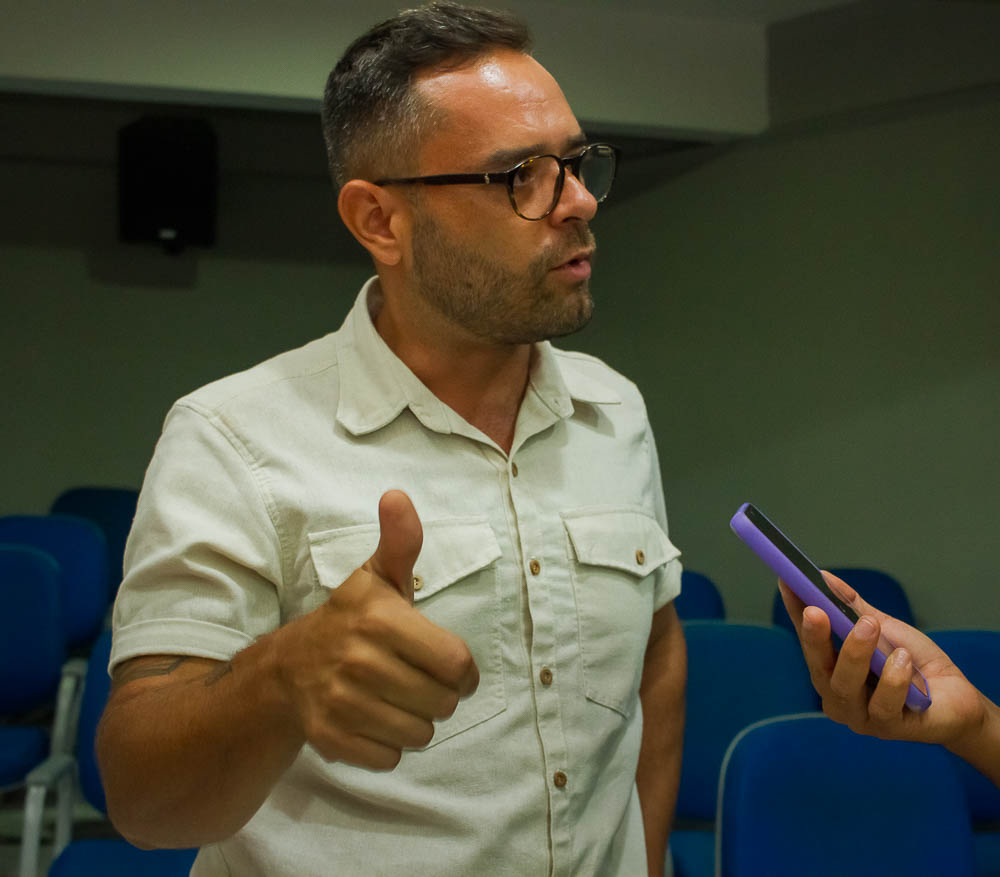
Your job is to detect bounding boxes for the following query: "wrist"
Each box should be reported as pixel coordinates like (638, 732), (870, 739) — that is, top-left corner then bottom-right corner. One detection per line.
(945, 692), (1000, 784)
(242, 626), (306, 747)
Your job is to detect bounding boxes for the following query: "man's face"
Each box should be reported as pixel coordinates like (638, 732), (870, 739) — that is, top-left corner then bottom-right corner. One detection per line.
(404, 50), (599, 345)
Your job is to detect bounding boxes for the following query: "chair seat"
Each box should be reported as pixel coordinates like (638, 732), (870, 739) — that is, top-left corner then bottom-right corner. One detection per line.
(671, 827), (714, 877)
(49, 838), (198, 876)
(974, 831), (1000, 877)
(0, 725), (48, 786)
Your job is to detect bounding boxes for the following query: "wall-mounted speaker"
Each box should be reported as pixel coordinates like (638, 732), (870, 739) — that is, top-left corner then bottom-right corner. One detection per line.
(118, 116), (217, 253)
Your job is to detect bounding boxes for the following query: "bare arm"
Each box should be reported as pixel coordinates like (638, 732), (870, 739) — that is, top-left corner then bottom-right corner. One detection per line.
(636, 603), (686, 877)
(781, 574), (1000, 787)
(98, 637), (301, 848)
(98, 491), (478, 849)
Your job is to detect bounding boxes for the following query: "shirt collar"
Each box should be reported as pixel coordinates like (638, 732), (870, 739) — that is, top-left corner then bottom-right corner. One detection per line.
(335, 277), (620, 437)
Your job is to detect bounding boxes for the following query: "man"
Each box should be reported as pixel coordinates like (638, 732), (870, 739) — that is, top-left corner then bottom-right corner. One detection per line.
(98, 4), (686, 875)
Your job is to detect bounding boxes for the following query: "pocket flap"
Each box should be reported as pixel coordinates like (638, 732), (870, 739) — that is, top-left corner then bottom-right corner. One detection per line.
(563, 508), (679, 576)
(308, 523), (380, 591)
(413, 518), (501, 600)
(308, 518), (501, 598)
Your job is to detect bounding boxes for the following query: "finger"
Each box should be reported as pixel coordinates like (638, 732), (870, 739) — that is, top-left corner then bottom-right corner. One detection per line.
(314, 678), (437, 752)
(822, 570), (857, 606)
(355, 698), (436, 751)
(375, 660), (463, 722)
(390, 621), (480, 697)
(828, 614), (880, 702)
(368, 490), (423, 602)
(777, 579), (808, 638)
(310, 725), (405, 771)
(867, 647), (912, 724)
(798, 605), (838, 690)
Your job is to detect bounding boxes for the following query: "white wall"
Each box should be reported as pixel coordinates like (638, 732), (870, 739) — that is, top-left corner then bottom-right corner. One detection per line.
(0, 0), (767, 136)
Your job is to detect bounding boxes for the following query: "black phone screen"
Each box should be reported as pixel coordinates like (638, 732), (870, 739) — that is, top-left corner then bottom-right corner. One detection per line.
(744, 504), (859, 623)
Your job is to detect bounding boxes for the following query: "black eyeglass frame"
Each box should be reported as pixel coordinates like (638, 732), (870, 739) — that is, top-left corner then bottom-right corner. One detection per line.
(373, 142), (620, 220)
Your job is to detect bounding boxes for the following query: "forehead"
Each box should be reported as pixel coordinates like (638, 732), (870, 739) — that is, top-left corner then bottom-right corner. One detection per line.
(413, 50), (584, 168)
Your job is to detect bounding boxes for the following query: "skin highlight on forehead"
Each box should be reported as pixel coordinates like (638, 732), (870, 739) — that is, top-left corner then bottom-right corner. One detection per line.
(412, 50), (584, 173)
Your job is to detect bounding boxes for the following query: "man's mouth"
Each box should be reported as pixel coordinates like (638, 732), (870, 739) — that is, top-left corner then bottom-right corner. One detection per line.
(551, 249), (594, 280)
(553, 249), (594, 274)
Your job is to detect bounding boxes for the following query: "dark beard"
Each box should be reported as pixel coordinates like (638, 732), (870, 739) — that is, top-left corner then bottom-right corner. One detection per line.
(411, 216), (596, 345)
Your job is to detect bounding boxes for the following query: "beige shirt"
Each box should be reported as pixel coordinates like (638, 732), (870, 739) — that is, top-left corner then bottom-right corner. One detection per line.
(112, 278), (683, 877)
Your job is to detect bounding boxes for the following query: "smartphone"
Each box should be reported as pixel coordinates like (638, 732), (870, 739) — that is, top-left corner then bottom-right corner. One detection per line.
(730, 502), (931, 712)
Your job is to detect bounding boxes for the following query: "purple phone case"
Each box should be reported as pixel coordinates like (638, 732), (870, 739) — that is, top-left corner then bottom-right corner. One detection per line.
(731, 502), (931, 712)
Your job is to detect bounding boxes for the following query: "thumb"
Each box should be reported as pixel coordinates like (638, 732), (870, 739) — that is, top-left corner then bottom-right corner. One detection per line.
(368, 490), (423, 603)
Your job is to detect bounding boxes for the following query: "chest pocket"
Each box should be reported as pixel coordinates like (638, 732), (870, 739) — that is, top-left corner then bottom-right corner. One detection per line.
(308, 517), (506, 747)
(563, 508), (680, 717)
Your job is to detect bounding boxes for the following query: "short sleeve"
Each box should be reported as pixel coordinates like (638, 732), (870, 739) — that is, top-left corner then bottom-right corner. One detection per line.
(110, 401), (284, 672)
(646, 420), (683, 612)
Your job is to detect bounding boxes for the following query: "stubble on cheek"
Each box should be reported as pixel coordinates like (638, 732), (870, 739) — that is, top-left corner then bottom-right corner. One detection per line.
(411, 215), (596, 344)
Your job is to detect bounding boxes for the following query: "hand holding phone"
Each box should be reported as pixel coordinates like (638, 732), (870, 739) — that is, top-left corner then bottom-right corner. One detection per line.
(731, 502), (931, 711)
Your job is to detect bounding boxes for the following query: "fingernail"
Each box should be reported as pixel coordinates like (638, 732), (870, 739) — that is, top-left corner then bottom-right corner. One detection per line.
(855, 617), (877, 641)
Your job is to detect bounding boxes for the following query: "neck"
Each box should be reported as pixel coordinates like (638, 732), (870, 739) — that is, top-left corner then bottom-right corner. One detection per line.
(373, 279), (532, 455)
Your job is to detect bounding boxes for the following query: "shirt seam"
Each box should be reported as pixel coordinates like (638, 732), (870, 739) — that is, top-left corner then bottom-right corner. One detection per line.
(174, 399), (290, 592)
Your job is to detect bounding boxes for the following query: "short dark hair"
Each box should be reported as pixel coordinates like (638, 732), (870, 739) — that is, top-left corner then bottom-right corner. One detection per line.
(321, 2), (532, 190)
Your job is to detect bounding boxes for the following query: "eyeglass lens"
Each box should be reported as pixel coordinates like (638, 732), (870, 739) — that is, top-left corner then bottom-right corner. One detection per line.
(511, 147), (615, 219)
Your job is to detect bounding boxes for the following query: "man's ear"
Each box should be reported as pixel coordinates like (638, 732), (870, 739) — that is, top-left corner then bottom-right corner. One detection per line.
(337, 180), (407, 266)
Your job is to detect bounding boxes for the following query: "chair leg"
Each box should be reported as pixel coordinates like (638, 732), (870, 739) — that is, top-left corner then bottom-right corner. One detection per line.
(53, 769), (75, 857)
(18, 783), (48, 877)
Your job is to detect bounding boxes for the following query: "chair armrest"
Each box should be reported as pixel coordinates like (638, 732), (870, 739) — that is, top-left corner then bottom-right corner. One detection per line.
(50, 658), (87, 756)
(19, 754), (76, 877)
(25, 752), (75, 788)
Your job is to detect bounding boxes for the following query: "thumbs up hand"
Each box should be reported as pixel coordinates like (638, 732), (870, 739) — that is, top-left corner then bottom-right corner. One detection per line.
(365, 489), (425, 604)
(275, 491), (479, 770)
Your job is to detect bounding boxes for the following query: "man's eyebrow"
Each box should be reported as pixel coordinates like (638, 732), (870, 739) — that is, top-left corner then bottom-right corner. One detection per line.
(481, 133), (589, 169)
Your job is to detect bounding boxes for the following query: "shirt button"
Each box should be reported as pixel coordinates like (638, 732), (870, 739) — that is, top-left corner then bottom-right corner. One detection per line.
(635, 549), (646, 565)
(412, 575), (424, 592)
(529, 559), (541, 576)
(539, 667), (553, 686)
(511, 462), (519, 477)
(553, 770), (568, 789)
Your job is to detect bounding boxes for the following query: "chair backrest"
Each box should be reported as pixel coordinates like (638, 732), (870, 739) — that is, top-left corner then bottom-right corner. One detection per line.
(771, 566), (914, 632)
(675, 570), (725, 620)
(677, 622), (819, 821)
(50, 487), (139, 601)
(0, 515), (108, 649)
(717, 713), (975, 877)
(0, 545), (65, 713)
(926, 629), (1000, 821)
(76, 629), (114, 813)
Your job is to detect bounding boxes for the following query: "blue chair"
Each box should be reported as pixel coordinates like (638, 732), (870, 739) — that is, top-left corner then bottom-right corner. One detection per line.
(50, 487), (139, 602)
(772, 566), (914, 633)
(926, 629), (1000, 877)
(20, 630), (198, 877)
(0, 545), (78, 867)
(0, 515), (108, 651)
(670, 622), (819, 877)
(717, 713), (974, 877)
(674, 571), (725, 620)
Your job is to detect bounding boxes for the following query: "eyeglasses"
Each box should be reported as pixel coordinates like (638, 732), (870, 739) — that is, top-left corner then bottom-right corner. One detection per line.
(374, 143), (619, 221)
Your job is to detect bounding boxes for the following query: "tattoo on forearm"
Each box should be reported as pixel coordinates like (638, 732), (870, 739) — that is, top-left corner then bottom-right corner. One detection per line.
(112, 657), (234, 690)
(112, 657), (190, 688)
(202, 662), (234, 686)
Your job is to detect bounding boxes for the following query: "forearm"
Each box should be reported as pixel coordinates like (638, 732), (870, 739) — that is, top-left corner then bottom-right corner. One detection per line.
(636, 607), (686, 877)
(946, 693), (1000, 787)
(97, 629), (304, 849)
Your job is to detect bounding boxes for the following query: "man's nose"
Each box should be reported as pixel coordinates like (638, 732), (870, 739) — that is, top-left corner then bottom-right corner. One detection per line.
(548, 169), (599, 225)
